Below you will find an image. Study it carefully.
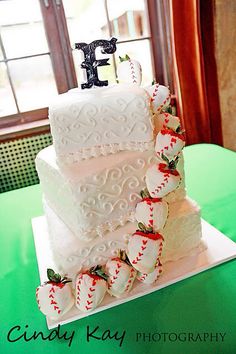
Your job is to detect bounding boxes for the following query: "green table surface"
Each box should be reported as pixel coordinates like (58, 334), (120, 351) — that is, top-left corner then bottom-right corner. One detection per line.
(0, 143), (236, 354)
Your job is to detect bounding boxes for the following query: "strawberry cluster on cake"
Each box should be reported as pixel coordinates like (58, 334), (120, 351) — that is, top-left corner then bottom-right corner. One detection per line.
(35, 54), (203, 320)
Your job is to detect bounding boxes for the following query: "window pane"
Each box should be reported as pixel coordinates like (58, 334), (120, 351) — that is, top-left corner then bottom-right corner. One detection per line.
(63, 0), (109, 45)
(115, 40), (154, 86)
(8, 55), (57, 112)
(0, 0), (49, 58)
(107, 0), (149, 40)
(0, 63), (17, 117)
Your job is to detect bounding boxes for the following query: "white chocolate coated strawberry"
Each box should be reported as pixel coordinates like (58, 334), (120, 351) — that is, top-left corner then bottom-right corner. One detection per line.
(36, 283), (74, 319)
(137, 260), (163, 284)
(75, 273), (107, 312)
(155, 112), (180, 132)
(117, 59), (142, 85)
(128, 231), (164, 273)
(135, 198), (168, 231)
(145, 84), (171, 114)
(155, 129), (185, 160)
(106, 258), (136, 298)
(145, 163), (181, 198)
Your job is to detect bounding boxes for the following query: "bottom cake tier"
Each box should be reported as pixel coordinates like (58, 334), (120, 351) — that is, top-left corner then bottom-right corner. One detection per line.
(43, 196), (203, 280)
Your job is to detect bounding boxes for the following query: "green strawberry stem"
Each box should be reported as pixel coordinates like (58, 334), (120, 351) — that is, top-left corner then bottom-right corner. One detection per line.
(119, 54), (130, 62)
(161, 153), (179, 170)
(176, 126), (185, 135)
(138, 222), (153, 234)
(162, 105), (173, 114)
(46, 268), (71, 284)
(140, 187), (151, 199)
(89, 265), (108, 281)
(168, 156), (179, 170)
(118, 249), (132, 266)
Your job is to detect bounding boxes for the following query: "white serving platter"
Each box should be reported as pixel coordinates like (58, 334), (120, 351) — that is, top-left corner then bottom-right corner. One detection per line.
(32, 216), (236, 330)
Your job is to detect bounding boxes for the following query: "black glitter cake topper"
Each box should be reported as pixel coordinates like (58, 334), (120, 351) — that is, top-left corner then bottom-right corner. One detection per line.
(75, 38), (117, 89)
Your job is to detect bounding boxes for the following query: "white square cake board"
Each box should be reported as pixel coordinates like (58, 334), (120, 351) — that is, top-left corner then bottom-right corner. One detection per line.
(32, 216), (236, 329)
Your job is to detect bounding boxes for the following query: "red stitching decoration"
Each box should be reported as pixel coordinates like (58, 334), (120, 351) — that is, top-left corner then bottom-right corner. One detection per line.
(150, 83), (159, 103)
(156, 92), (171, 113)
(48, 286), (62, 315)
(129, 60), (137, 84)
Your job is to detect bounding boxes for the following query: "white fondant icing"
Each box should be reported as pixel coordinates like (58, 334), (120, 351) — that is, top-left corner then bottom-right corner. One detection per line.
(43, 198), (202, 279)
(49, 84), (153, 162)
(36, 146), (186, 241)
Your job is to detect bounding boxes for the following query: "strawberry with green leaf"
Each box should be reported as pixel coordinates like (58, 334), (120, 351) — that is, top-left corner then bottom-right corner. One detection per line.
(145, 82), (171, 114)
(137, 259), (163, 284)
(155, 128), (185, 160)
(117, 54), (142, 85)
(36, 268), (74, 319)
(75, 265), (107, 312)
(127, 223), (164, 274)
(135, 188), (169, 232)
(105, 250), (136, 298)
(145, 156), (181, 198)
(155, 112), (181, 133)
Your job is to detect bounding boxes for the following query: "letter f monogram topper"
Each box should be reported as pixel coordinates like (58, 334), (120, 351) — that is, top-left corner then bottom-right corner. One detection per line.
(75, 38), (117, 89)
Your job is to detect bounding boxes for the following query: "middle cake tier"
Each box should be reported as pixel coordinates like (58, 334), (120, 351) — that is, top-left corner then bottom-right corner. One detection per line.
(36, 146), (186, 241)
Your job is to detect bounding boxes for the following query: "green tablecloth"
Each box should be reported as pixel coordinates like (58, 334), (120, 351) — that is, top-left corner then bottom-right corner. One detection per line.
(0, 143), (236, 354)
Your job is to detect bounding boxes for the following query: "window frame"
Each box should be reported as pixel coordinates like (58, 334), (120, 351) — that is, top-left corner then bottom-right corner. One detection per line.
(0, 0), (169, 142)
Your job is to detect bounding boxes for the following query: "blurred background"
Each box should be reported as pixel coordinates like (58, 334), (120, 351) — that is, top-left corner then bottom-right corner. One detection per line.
(0, 0), (235, 192)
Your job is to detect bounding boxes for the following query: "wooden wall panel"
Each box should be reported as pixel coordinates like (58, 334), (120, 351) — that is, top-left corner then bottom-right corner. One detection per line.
(215, 0), (236, 151)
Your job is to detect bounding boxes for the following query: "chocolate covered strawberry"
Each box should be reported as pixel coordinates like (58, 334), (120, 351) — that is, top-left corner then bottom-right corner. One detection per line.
(105, 250), (137, 298)
(36, 269), (74, 319)
(75, 265), (107, 312)
(117, 54), (142, 85)
(155, 128), (185, 160)
(145, 158), (181, 198)
(127, 223), (164, 274)
(135, 188), (168, 231)
(137, 259), (163, 284)
(145, 83), (171, 114)
(155, 112), (180, 133)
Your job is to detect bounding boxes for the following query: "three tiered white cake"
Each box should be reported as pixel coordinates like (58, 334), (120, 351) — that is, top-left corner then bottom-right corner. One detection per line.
(35, 54), (202, 319)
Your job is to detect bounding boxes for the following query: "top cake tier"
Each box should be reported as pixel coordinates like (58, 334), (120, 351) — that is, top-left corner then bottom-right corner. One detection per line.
(49, 84), (154, 164)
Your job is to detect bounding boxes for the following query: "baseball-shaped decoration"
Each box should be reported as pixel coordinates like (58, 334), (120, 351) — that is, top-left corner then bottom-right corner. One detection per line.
(36, 269), (74, 320)
(106, 252), (136, 298)
(75, 266), (107, 312)
(137, 260), (163, 284)
(155, 112), (180, 132)
(145, 163), (181, 198)
(128, 230), (164, 274)
(117, 54), (142, 85)
(145, 84), (171, 114)
(135, 198), (168, 231)
(155, 129), (185, 160)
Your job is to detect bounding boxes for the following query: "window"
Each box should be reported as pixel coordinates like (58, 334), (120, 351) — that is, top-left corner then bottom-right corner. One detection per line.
(0, 0), (57, 122)
(63, 0), (154, 86)
(0, 0), (172, 137)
